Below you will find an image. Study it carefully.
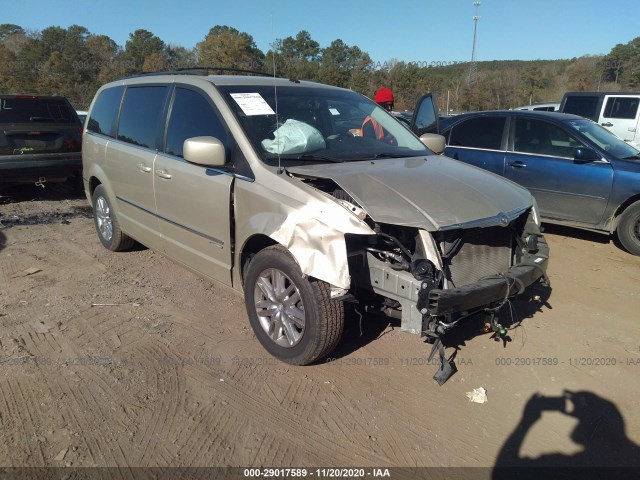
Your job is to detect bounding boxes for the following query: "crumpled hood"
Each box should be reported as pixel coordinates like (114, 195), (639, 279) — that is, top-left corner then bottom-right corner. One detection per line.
(287, 156), (533, 230)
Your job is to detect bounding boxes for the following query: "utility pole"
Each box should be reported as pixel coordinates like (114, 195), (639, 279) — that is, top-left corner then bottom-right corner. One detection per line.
(468, 1), (481, 86)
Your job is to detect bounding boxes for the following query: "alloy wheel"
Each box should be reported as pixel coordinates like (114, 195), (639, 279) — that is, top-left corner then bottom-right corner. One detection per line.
(253, 268), (306, 348)
(95, 196), (113, 242)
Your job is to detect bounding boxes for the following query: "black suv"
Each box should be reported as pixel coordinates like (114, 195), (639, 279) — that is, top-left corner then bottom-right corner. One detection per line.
(0, 95), (83, 187)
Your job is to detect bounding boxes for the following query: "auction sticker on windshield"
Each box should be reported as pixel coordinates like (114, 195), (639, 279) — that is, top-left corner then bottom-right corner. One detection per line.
(230, 92), (275, 116)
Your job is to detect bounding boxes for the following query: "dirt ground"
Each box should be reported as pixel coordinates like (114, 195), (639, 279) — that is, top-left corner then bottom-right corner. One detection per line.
(1, 183), (639, 471)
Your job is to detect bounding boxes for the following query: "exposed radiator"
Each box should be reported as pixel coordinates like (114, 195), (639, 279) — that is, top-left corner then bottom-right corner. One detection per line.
(440, 227), (514, 287)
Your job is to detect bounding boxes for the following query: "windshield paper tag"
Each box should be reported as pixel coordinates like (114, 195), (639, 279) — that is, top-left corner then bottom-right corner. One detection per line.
(230, 93), (275, 116)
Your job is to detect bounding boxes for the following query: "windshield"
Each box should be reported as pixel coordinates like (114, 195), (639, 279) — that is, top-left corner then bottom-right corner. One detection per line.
(218, 85), (429, 164)
(565, 118), (640, 159)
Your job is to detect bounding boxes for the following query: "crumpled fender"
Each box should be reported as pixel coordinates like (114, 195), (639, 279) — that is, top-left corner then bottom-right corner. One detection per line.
(270, 203), (373, 293)
(235, 180), (374, 294)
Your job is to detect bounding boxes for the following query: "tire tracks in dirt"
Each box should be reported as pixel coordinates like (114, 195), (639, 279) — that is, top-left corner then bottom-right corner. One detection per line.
(0, 378), (47, 464)
(132, 342), (186, 465)
(173, 360), (396, 466)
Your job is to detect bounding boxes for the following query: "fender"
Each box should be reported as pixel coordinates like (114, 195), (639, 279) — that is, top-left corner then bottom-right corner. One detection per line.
(234, 178), (374, 294)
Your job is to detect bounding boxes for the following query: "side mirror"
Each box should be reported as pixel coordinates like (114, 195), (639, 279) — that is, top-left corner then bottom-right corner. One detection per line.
(573, 147), (599, 163)
(183, 136), (226, 167)
(419, 133), (446, 154)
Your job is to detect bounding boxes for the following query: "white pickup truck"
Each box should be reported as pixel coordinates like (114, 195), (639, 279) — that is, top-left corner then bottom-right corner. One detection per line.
(560, 92), (640, 148)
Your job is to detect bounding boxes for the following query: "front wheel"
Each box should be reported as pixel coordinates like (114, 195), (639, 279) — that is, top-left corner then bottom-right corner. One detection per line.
(243, 245), (344, 365)
(616, 201), (640, 256)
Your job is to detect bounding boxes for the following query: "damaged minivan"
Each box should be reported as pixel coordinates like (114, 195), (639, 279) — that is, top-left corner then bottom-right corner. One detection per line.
(82, 71), (549, 384)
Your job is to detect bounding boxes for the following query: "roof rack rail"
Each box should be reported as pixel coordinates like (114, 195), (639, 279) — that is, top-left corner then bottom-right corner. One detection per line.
(126, 66), (281, 79)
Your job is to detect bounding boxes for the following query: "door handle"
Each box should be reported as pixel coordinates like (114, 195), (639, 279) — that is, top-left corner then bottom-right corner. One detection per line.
(155, 169), (172, 179)
(137, 163), (152, 173)
(601, 122), (613, 127)
(507, 161), (527, 168)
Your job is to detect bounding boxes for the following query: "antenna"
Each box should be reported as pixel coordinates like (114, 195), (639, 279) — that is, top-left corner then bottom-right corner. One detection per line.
(468, 0), (480, 86)
(271, 15), (283, 175)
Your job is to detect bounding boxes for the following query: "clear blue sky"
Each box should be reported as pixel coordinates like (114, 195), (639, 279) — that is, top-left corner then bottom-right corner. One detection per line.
(2, 0), (639, 63)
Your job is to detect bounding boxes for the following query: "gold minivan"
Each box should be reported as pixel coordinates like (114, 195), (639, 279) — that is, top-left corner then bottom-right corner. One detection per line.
(83, 71), (549, 383)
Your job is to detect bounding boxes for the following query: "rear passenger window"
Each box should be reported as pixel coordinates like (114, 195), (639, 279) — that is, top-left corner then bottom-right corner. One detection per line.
(603, 97), (639, 120)
(87, 87), (124, 136)
(165, 87), (228, 158)
(117, 86), (167, 149)
(448, 116), (506, 150)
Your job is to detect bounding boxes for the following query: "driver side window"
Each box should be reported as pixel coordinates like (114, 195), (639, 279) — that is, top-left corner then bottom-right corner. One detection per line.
(165, 87), (228, 159)
(514, 118), (584, 158)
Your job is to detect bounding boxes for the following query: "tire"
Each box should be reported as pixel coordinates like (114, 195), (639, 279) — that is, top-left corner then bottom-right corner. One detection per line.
(617, 201), (640, 256)
(243, 245), (344, 365)
(91, 185), (134, 252)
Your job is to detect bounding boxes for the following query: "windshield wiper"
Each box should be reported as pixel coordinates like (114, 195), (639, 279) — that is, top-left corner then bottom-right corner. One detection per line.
(265, 154), (344, 163)
(622, 154), (640, 160)
(372, 153), (413, 159)
(296, 153), (345, 163)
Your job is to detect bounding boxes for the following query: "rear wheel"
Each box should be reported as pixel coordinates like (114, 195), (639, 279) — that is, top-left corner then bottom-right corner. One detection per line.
(92, 185), (134, 251)
(617, 201), (640, 256)
(243, 245), (344, 365)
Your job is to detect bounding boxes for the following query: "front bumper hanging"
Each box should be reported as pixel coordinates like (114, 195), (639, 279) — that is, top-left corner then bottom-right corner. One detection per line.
(425, 260), (548, 316)
(419, 250), (549, 385)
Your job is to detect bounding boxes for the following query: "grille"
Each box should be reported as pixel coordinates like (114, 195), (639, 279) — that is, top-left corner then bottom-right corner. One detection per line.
(440, 227), (513, 287)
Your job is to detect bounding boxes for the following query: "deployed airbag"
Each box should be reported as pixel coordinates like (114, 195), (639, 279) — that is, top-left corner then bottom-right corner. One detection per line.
(262, 119), (326, 155)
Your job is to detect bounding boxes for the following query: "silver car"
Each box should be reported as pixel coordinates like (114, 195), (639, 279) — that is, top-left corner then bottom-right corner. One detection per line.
(82, 72), (549, 383)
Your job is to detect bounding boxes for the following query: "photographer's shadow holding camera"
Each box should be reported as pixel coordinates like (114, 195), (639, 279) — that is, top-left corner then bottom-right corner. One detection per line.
(493, 390), (640, 479)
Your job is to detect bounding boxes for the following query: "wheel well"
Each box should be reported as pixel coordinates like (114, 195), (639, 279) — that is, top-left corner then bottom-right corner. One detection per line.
(612, 194), (640, 232)
(240, 234), (278, 286)
(88, 177), (101, 197)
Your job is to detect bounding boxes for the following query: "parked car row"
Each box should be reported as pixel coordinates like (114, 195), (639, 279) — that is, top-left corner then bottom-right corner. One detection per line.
(506, 92), (640, 147)
(560, 91), (640, 149)
(3, 74), (638, 383)
(410, 97), (640, 256)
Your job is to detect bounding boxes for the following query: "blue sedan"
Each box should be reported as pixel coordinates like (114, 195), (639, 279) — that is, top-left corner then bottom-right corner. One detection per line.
(418, 109), (640, 255)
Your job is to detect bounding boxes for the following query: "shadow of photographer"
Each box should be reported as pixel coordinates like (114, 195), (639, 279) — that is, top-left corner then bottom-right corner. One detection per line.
(493, 390), (640, 480)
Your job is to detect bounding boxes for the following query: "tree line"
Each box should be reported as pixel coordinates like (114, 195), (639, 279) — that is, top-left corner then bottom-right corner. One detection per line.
(0, 23), (638, 111)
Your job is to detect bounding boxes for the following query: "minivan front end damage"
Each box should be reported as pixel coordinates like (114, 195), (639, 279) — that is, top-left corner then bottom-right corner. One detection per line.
(345, 207), (548, 384)
(282, 160), (549, 383)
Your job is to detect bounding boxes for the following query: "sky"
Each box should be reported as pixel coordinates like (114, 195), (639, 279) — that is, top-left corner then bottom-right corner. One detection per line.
(2, 0), (639, 63)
